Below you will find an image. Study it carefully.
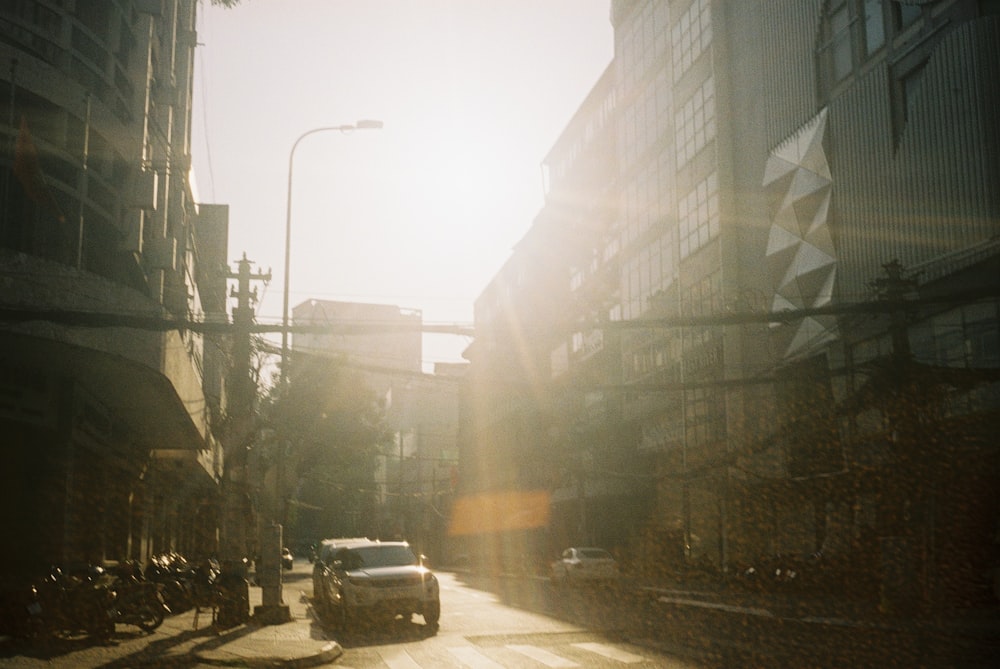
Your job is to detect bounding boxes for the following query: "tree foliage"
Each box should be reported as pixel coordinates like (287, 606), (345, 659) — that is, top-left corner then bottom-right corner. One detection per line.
(263, 355), (392, 544)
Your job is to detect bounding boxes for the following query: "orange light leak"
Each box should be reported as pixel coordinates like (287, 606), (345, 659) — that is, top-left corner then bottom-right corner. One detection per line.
(447, 490), (551, 536)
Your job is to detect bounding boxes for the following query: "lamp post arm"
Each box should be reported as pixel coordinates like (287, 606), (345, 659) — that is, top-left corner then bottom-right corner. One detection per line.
(279, 122), (383, 389)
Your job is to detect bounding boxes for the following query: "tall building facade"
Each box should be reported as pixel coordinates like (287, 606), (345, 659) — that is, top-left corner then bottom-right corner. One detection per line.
(291, 298), (464, 561)
(467, 0), (998, 608)
(614, 0), (999, 605)
(604, 0), (1000, 607)
(0, 0), (228, 578)
(461, 65), (628, 566)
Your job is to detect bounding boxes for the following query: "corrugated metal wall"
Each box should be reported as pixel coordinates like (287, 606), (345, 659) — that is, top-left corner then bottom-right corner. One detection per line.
(829, 64), (896, 302)
(760, 0), (824, 150)
(831, 16), (1000, 301)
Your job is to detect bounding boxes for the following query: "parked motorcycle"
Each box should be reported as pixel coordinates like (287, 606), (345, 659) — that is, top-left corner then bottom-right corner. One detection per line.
(737, 551), (826, 592)
(107, 562), (168, 632)
(31, 564), (115, 641)
(146, 552), (195, 613)
(0, 582), (45, 640)
(190, 557), (222, 604)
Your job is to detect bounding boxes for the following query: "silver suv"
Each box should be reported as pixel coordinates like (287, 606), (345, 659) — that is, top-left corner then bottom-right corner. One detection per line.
(312, 538), (440, 627)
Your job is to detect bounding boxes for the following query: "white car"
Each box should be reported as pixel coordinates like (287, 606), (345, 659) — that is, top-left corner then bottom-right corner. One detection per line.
(551, 547), (620, 584)
(312, 538), (440, 627)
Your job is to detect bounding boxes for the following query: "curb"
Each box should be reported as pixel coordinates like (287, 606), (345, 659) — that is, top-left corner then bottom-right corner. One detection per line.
(192, 640), (343, 668)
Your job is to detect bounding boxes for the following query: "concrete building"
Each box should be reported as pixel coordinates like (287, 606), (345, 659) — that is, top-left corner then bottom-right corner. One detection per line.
(466, 0), (999, 609)
(0, 0), (228, 579)
(291, 299), (465, 561)
(292, 299), (423, 394)
(462, 64), (631, 566)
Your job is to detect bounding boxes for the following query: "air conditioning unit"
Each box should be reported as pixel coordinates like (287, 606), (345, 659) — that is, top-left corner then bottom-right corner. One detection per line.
(172, 154), (192, 172)
(131, 170), (158, 210)
(135, 0), (163, 16)
(177, 29), (198, 47)
(145, 236), (176, 271)
(152, 83), (179, 107)
(119, 209), (145, 253)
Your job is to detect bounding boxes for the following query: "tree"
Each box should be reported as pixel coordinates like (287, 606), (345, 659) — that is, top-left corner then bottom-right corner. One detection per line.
(261, 355), (392, 547)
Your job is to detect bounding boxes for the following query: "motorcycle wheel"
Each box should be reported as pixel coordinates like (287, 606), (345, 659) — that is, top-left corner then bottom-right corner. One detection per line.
(137, 604), (165, 632)
(86, 614), (114, 642)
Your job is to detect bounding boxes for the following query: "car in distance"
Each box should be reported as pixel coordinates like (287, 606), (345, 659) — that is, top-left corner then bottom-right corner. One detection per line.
(551, 547), (620, 584)
(312, 538), (440, 628)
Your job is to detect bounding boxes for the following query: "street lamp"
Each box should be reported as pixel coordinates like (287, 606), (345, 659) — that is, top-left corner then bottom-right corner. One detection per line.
(258, 120), (382, 624)
(279, 119), (384, 388)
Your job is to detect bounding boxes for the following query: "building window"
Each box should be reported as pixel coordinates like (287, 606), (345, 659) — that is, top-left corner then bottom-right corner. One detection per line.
(678, 172), (719, 260)
(683, 386), (725, 446)
(621, 229), (676, 321)
(672, 0), (712, 82)
(674, 76), (715, 168)
(681, 270), (722, 320)
(829, 2), (853, 82)
(863, 0), (886, 54)
(616, 0), (664, 85)
(818, 1), (943, 101)
(895, 0), (922, 28)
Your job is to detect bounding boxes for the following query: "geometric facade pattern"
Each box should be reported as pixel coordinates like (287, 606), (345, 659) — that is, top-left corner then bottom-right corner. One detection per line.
(762, 108), (838, 359)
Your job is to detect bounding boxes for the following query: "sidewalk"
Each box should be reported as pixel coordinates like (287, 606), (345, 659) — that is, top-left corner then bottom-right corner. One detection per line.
(150, 583), (342, 668)
(0, 581), (342, 668)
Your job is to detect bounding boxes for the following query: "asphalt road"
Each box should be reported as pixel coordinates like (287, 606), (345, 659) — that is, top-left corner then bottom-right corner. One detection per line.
(8, 560), (987, 668)
(300, 565), (703, 668)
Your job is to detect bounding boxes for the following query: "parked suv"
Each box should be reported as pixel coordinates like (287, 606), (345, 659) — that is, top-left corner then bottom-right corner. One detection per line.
(312, 538), (440, 627)
(551, 546), (620, 584)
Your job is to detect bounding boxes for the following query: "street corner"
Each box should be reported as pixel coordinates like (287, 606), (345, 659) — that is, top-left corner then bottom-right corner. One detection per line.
(190, 616), (343, 668)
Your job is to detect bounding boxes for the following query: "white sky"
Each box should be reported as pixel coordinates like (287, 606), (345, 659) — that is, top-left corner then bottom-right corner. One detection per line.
(191, 0), (613, 369)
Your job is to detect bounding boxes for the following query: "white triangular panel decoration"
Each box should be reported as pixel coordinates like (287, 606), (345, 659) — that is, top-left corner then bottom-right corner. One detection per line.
(793, 265), (836, 306)
(784, 316), (837, 358)
(769, 293), (798, 329)
(816, 266), (837, 305)
(803, 190), (833, 244)
(788, 168), (830, 203)
(763, 108), (837, 359)
(766, 223), (801, 256)
(773, 130), (806, 167)
(772, 203), (803, 238)
(798, 111), (830, 180)
(790, 242), (835, 280)
(762, 155), (799, 188)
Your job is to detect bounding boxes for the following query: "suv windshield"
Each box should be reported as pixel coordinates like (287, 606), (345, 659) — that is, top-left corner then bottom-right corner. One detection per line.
(579, 549), (612, 560)
(346, 545), (418, 569)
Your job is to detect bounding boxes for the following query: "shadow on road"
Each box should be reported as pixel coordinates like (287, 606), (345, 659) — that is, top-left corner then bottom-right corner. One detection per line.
(311, 606), (438, 650)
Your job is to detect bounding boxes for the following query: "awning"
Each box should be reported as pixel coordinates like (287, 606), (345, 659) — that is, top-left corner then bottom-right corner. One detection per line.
(1, 330), (206, 453)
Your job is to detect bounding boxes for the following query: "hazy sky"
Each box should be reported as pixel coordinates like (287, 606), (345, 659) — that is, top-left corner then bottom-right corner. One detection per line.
(192, 0), (613, 368)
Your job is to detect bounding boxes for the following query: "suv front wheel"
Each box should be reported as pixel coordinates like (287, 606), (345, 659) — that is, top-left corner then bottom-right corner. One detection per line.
(330, 593), (349, 629)
(422, 599), (440, 626)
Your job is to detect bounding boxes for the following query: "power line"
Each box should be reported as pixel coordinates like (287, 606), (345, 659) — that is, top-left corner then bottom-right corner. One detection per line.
(1, 283), (995, 336)
(0, 306), (476, 336)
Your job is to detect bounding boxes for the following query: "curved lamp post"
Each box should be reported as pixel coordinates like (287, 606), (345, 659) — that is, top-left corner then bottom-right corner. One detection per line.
(280, 120), (384, 388)
(259, 120), (382, 623)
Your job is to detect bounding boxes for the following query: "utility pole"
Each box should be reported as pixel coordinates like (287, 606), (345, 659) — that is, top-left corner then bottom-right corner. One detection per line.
(221, 254), (269, 583)
(870, 259), (922, 614)
(874, 259), (916, 364)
